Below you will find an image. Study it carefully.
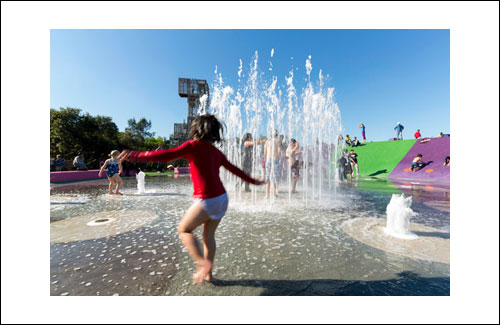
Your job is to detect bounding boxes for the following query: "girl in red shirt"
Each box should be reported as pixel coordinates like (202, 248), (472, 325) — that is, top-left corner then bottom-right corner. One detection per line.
(120, 115), (263, 285)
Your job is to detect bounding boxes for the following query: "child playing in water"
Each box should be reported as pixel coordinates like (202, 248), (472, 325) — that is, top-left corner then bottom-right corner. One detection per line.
(264, 130), (282, 199)
(348, 149), (359, 178)
(410, 154), (426, 171)
(241, 133), (266, 192)
(120, 115), (263, 285)
(98, 150), (123, 195)
(285, 139), (303, 193)
(337, 149), (350, 182)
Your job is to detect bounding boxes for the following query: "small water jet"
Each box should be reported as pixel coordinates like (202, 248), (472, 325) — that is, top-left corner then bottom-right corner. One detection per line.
(384, 194), (418, 239)
(136, 170), (146, 194)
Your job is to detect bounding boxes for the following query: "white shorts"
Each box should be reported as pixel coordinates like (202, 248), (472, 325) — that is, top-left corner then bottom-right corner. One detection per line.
(196, 193), (229, 220)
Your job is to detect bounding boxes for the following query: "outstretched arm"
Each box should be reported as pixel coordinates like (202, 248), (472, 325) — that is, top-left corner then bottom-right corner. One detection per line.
(98, 159), (109, 177)
(125, 141), (192, 163)
(221, 155), (262, 185)
(244, 139), (265, 147)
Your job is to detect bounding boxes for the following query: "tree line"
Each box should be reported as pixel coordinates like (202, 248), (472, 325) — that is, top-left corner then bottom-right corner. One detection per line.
(50, 107), (186, 170)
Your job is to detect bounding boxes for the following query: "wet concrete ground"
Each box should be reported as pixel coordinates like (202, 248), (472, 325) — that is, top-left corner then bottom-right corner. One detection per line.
(51, 227), (178, 296)
(50, 176), (450, 296)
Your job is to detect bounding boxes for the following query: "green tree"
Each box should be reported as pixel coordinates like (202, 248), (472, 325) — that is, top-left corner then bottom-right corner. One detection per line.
(50, 107), (120, 169)
(50, 108), (167, 169)
(126, 118), (154, 138)
(141, 136), (168, 151)
(119, 118), (155, 151)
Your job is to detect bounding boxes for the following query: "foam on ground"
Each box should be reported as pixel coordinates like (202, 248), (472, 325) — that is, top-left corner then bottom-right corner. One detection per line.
(51, 210), (158, 243)
(342, 218), (449, 264)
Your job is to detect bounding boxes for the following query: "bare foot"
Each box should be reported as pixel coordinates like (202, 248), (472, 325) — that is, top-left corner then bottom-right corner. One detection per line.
(264, 195), (269, 200)
(204, 272), (213, 282)
(192, 259), (212, 285)
(115, 192), (123, 195)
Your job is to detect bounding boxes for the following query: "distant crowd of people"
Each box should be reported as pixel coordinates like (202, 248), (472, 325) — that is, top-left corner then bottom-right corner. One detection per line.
(51, 120), (450, 183)
(334, 121), (451, 179)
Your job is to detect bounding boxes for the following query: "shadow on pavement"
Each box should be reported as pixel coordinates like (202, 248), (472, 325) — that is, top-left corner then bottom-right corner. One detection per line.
(211, 271), (449, 296)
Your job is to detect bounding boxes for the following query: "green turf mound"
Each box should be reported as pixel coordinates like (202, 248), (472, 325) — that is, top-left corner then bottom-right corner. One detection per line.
(344, 139), (416, 177)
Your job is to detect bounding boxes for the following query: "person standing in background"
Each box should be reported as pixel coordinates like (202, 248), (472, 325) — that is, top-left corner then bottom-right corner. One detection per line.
(349, 149), (360, 179)
(394, 122), (404, 140)
(285, 138), (303, 193)
(156, 144), (164, 173)
(73, 153), (88, 170)
(264, 130), (282, 199)
(414, 129), (422, 139)
(55, 155), (65, 171)
(359, 123), (366, 142)
(241, 133), (265, 192)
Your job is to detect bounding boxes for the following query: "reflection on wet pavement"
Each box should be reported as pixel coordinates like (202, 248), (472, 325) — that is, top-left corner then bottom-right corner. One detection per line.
(50, 176), (450, 296)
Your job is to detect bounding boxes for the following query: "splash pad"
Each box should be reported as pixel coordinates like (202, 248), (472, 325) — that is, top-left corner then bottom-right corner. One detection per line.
(50, 52), (449, 295)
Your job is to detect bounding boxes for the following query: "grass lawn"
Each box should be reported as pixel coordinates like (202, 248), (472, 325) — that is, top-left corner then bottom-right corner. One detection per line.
(144, 171), (176, 176)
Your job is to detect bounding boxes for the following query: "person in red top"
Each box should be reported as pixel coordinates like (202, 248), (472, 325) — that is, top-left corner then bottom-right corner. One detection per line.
(414, 129), (422, 139)
(120, 114), (263, 285)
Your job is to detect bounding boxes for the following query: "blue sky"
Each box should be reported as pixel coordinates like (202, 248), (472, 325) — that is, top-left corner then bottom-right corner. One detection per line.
(50, 29), (449, 142)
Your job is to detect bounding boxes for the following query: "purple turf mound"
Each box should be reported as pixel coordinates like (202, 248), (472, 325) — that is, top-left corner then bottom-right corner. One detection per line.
(389, 137), (450, 182)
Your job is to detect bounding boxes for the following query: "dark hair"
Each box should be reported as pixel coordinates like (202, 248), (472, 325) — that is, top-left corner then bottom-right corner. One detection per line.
(417, 153), (423, 157)
(290, 138), (297, 144)
(189, 114), (224, 143)
(242, 132), (253, 142)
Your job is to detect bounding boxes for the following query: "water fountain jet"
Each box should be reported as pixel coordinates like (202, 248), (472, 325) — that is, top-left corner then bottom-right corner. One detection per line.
(207, 51), (343, 204)
(136, 170), (146, 194)
(384, 194), (418, 239)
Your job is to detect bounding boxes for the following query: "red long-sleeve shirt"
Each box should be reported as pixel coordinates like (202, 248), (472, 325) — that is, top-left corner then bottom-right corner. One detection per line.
(127, 140), (258, 199)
